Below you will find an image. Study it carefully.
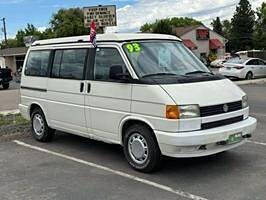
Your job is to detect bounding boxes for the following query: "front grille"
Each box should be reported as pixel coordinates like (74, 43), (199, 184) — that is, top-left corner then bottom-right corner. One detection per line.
(200, 101), (242, 117)
(201, 116), (244, 130)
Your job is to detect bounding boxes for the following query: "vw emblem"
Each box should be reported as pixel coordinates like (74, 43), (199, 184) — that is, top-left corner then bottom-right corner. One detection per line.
(223, 104), (229, 112)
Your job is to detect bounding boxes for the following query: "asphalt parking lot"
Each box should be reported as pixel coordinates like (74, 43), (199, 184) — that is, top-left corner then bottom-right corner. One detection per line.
(0, 81), (20, 111)
(0, 83), (266, 200)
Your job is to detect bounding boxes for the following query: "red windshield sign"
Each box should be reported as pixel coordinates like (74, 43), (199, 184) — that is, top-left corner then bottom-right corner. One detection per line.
(196, 29), (210, 40)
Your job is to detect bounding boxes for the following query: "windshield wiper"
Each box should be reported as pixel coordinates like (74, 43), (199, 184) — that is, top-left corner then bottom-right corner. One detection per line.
(142, 72), (178, 78)
(185, 71), (213, 75)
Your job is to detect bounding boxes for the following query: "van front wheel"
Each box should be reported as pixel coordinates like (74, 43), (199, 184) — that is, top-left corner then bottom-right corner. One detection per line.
(31, 108), (54, 142)
(123, 124), (161, 173)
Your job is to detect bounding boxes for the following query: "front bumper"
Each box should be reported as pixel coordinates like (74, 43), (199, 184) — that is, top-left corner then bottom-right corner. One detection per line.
(155, 117), (257, 158)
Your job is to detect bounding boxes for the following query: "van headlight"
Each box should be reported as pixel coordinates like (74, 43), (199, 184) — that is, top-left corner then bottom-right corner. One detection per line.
(166, 105), (200, 119)
(242, 95), (248, 109)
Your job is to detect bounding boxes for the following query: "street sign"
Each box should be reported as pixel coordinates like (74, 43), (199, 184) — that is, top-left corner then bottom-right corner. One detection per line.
(84, 5), (117, 28)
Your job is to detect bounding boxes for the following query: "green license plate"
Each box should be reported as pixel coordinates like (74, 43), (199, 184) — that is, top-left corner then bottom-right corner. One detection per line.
(227, 133), (243, 144)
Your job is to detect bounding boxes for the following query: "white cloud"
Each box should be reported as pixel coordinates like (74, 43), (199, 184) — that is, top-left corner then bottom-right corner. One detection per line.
(37, 27), (47, 32)
(106, 0), (264, 33)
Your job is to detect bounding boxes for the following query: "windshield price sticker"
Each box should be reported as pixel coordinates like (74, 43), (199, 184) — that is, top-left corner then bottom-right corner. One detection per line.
(126, 43), (141, 53)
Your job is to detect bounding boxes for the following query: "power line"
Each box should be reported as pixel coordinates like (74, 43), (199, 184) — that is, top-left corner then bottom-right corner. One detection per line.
(1, 18), (8, 48)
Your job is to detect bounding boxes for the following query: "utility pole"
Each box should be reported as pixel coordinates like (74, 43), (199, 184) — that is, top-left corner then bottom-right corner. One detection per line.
(1, 18), (8, 48)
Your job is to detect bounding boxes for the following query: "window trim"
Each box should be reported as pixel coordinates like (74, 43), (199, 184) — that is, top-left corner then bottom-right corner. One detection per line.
(50, 48), (89, 81)
(24, 50), (52, 77)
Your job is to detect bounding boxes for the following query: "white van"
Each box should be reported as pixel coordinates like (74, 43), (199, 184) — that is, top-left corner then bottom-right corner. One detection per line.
(20, 34), (257, 172)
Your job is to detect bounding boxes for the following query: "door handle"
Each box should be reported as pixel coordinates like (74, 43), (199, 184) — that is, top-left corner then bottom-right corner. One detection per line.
(80, 82), (84, 93)
(87, 83), (91, 93)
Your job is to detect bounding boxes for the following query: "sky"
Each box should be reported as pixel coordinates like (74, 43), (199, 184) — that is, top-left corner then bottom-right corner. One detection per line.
(0, 0), (264, 39)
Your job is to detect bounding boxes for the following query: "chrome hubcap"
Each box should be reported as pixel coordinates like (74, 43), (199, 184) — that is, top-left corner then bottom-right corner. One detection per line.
(33, 114), (44, 136)
(128, 133), (148, 164)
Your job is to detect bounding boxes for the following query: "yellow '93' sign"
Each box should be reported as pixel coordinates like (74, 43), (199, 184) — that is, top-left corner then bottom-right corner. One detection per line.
(126, 43), (141, 53)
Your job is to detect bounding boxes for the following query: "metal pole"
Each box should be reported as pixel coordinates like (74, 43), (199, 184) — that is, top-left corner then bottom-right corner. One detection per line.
(1, 18), (8, 48)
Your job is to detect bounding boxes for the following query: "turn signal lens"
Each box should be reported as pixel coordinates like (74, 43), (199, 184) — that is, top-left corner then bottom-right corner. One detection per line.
(242, 95), (248, 108)
(166, 105), (180, 119)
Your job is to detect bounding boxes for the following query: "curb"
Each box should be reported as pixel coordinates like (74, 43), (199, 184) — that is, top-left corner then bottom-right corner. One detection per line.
(0, 109), (20, 116)
(235, 78), (266, 85)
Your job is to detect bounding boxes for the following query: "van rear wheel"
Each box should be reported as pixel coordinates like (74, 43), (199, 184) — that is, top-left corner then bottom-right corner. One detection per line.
(123, 124), (161, 173)
(31, 108), (54, 142)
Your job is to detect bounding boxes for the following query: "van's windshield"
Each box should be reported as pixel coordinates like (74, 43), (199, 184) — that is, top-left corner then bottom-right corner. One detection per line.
(122, 40), (211, 78)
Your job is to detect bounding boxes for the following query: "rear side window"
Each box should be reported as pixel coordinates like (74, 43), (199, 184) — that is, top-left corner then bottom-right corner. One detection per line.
(51, 49), (87, 80)
(258, 60), (265, 65)
(25, 51), (50, 77)
(247, 59), (258, 65)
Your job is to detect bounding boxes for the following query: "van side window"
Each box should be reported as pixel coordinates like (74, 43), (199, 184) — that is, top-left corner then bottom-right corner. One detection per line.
(25, 51), (50, 77)
(94, 48), (126, 81)
(51, 50), (63, 78)
(51, 49), (87, 80)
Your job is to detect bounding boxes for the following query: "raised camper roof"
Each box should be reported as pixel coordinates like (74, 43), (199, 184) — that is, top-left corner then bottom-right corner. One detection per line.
(32, 33), (182, 46)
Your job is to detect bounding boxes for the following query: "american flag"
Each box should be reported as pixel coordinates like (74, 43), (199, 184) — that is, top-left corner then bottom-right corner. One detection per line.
(90, 20), (97, 48)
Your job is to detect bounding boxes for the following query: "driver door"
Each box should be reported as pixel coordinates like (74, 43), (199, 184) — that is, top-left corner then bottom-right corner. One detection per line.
(84, 46), (132, 142)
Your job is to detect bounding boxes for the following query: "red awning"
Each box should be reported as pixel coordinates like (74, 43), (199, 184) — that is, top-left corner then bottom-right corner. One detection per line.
(183, 39), (197, 50)
(209, 39), (224, 50)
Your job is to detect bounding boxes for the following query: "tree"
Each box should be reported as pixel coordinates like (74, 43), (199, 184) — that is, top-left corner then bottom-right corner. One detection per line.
(152, 19), (173, 35)
(15, 24), (44, 47)
(222, 20), (232, 39)
(253, 2), (266, 49)
(40, 28), (55, 40)
(169, 17), (202, 27)
(140, 23), (153, 33)
(50, 8), (88, 37)
(222, 19), (233, 52)
(211, 17), (223, 35)
(0, 38), (18, 49)
(231, 0), (255, 51)
(140, 17), (202, 33)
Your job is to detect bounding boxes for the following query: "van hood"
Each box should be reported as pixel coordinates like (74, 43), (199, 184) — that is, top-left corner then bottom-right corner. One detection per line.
(160, 79), (245, 107)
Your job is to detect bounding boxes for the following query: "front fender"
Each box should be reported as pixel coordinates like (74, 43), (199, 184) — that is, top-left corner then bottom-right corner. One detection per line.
(118, 115), (156, 145)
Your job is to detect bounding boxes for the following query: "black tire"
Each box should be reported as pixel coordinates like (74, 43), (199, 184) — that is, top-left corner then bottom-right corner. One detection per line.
(246, 72), (253, 80)
(123, 124), (162, 173)
(2, 83), (9, 89)
(31, 107), (54, 142)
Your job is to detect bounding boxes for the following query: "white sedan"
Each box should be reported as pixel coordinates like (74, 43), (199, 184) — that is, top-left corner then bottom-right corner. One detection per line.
(219, 58), (266, 80)
(210, 59), (227, 68)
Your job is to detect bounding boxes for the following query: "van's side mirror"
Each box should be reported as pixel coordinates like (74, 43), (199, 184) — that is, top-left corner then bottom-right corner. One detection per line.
(110, 65), (131, 81)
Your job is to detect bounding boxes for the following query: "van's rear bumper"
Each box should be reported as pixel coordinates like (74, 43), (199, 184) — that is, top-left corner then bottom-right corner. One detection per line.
(155, 117), (257, 158)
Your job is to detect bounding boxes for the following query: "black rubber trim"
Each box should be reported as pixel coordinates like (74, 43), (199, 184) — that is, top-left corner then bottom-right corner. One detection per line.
(20, 86), (47, 92)
(201, 115), (244, 130)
